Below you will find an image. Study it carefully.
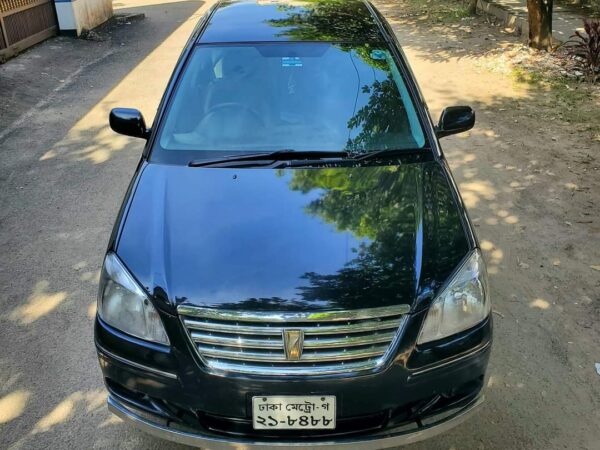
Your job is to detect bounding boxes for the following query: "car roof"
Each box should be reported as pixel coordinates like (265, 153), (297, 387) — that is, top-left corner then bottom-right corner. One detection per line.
(197, 0), (386, 44)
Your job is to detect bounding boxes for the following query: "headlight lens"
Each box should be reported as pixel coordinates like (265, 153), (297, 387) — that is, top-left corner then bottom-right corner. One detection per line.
(98, 252), (170, 345)
(417, 250), (490, 345)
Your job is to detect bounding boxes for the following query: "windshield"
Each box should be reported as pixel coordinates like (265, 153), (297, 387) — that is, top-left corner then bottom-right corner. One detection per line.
(152, 43), (427, 163)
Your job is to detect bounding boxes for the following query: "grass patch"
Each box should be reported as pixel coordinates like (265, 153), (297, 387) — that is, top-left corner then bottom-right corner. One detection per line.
(552, 82), (600, 134)
(511, 67), (546, 85)
(511, 66), (600, 139)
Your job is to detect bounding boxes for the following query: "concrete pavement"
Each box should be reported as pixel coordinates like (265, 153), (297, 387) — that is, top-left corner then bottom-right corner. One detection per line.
(0, 1), (211, 448)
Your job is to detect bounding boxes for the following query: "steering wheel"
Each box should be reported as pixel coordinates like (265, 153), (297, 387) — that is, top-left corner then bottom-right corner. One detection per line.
(202, 102), (266, 130)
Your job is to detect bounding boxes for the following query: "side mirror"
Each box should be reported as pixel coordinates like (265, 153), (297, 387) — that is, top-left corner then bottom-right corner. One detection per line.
(436, 106), (475, 138)
(109, 108), (150, 139)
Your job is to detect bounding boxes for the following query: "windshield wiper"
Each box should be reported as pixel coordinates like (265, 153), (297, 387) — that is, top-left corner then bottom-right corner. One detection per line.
(350, 148), (422, 162)
(188, 150), (349, 167)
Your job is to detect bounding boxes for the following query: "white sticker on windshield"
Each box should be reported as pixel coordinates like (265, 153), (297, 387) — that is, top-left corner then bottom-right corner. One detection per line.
(282, 57), (303, 67)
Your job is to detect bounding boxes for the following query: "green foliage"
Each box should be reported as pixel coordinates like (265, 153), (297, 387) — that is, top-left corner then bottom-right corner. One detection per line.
(267, 0), (415, 151)
(565, 18), (600, 81)
(267, 0), (391, 71)
(346, 77), (410, 151)
(267, 0), (381, 42)
(510, 66), (600, 138)
(287, 165), (410, 241)
(274, 163), (468, 307)
(511, 66), (546, 84)
(287, 165), (419, 306)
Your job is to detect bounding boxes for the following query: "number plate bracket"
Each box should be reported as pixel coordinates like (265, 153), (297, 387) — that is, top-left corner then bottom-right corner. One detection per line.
(252, 395), (336, 430)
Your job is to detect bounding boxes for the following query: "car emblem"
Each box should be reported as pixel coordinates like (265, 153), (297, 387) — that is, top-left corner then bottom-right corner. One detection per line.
(283, 329), (304, 361)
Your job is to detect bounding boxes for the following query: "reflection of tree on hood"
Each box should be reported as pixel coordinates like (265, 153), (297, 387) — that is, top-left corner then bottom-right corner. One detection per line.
(288, 166), (414, 241)
(298, 243), (408, 308)
(286, 166), (420, 307)
(282, 164), (468, 309)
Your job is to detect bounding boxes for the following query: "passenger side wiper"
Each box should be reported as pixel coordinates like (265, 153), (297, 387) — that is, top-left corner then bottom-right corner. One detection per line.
(188, 150), (349, 167)
(350, 148), (422, 162)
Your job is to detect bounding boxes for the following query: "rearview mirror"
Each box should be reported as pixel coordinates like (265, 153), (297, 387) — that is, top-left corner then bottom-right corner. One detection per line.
(436, 106), (475, 138)
(109, 108), (150, 139)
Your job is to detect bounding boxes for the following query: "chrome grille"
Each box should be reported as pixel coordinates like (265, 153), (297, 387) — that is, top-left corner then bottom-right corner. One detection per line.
(178, 304), (410, 376)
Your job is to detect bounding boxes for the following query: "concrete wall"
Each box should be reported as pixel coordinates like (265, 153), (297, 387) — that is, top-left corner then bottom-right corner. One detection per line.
(55, 0), (113, 36)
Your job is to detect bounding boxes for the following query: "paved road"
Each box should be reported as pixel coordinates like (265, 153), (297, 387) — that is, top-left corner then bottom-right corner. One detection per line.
(1, 1), (598, 449)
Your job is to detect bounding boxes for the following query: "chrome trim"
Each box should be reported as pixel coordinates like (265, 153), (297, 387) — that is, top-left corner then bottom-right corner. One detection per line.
(184, 318), (403, 336)
(189, 331), (397, 351)
(410, 341), (492, 376)
(191, 333), (282, 348)
(304, 331), (398, 349)
(197, 344), (389, 363)
(96, 344), (178, 380)
(178, 305), (411, 322)
(206, 358), (386, 376)
(108, 393), (484, 449)
(178, 305), (410, 376)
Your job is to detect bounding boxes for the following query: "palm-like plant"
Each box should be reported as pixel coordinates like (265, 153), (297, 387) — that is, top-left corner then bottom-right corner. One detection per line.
(565, 19), (600, 82)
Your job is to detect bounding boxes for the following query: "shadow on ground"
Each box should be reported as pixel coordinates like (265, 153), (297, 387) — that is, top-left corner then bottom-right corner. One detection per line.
(0, 1), (208, 449)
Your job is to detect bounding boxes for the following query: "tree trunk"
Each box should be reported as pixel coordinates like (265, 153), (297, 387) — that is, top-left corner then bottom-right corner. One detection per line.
(527, 0), (554, 50)
(467, 0), (478, 15)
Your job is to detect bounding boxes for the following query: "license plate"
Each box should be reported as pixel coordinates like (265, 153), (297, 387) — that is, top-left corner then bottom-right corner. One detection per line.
(252, 395), (336, 430)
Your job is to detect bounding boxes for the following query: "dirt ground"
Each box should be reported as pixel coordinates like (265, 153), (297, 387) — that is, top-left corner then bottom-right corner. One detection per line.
(0, 0), (599, 449)
(372, 1), (600, 448)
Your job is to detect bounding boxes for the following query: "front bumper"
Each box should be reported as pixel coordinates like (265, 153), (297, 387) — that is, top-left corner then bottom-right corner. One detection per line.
(108, 391), (484, 449)
(95, 312), (491, 447)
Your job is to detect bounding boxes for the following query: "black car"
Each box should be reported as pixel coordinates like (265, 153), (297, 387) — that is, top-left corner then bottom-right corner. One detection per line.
(95, 0), (492, 447)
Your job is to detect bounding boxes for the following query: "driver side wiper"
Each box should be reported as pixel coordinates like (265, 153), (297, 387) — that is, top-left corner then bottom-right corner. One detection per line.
(188, 150), (349, 167)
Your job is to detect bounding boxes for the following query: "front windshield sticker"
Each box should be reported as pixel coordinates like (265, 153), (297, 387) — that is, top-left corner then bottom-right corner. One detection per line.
(282, 57), (303, 67)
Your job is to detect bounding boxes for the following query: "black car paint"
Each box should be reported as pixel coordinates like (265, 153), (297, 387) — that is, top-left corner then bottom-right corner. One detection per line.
(115, 160), (471, 316)
(96, 0), (491, 439)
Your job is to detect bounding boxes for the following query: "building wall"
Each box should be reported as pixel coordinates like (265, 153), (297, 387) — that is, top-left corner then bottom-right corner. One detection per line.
(0, 0), (58, 62)
(55, 0), (113, 36)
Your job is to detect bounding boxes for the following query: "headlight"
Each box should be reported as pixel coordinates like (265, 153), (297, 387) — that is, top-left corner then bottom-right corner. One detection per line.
(417, 250), (490, 345)
(98, 252), (170, 345)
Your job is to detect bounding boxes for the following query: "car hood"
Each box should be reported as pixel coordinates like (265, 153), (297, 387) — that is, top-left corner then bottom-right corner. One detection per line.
(116, 161), (471, 313)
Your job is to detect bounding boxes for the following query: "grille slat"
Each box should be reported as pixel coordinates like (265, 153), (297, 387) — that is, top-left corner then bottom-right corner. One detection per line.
(207, 358), (383, 376)
(197, 344), (390, 362)
(179, 305), (409, 376)
(304, 331), (397, 348)
(183, 317), (402, 335)
(191, 332), (281, 349)
(190, 330), (398, 350)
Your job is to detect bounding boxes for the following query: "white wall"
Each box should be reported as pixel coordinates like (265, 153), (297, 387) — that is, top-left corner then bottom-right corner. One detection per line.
(55, 0), (113, 36)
